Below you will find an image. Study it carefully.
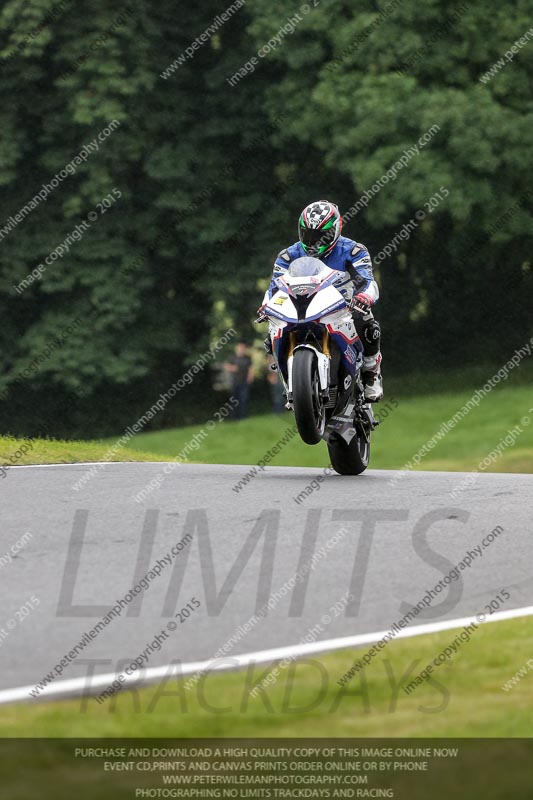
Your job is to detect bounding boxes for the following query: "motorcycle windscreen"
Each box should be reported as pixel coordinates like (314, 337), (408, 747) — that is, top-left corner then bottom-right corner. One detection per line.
(287, 256), (325, 277)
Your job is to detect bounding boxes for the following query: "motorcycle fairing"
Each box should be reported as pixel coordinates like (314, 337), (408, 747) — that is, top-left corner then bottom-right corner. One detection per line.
(323, 312), (363, 377)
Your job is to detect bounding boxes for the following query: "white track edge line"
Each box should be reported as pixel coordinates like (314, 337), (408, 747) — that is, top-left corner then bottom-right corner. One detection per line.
(1, 603), (533, 706)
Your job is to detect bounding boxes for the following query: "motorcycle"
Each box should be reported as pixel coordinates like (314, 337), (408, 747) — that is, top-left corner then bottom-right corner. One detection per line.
(258, 256), (378, 475)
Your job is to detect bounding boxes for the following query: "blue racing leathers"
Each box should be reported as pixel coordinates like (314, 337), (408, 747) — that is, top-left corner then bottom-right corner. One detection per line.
(267, 236), (379, 305)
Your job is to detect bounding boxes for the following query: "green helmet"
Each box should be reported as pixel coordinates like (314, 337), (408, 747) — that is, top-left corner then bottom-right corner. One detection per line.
(298, 200), (342, 257)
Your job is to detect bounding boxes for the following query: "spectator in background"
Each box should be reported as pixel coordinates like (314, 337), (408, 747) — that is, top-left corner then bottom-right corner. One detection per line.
(225, 342), (255, 420)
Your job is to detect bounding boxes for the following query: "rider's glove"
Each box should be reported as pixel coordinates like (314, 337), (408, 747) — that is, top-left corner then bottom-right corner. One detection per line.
(349, 293), (374, 313)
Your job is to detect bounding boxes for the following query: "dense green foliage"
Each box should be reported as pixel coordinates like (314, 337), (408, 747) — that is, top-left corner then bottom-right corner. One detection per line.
(0, 0), (531, 437)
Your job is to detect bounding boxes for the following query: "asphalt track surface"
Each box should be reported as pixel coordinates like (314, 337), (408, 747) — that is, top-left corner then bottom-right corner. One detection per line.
(0, 462), (531, 703)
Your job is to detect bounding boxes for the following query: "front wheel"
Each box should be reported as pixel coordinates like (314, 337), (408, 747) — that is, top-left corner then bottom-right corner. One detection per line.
(327, 431), (370, 475)
(292, 349), (326, 445)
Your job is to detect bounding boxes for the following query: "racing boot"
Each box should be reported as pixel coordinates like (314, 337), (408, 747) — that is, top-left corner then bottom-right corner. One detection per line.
(362, 353), (383, 402)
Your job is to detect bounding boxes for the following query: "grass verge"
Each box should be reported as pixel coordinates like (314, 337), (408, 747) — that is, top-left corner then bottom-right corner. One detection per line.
(1, 383), (532, 473)
(0, 435), (168, 468)
(112, 382), (533, 472)
(0, 616), (531, 737)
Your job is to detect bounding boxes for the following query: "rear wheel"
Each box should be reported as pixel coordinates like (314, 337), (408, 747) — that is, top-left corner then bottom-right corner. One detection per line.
(327, 430), (370, 475)
(292, 349), (325, 445)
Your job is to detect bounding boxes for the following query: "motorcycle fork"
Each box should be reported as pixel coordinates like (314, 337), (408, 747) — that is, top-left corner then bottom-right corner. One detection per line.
(322, 329), (331, 358)
(288, 331), (297, 358)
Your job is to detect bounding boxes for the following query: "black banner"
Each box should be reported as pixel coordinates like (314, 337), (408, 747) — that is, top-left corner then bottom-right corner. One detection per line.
(0, 738), (531, 798)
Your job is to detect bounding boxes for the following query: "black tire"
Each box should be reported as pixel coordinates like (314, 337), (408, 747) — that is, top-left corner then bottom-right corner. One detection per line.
(327, 431), (370, 475)
(292, 349), (325, 445)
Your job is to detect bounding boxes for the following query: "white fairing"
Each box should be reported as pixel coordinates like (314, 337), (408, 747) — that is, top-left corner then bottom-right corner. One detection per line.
(305, 285), (344, 319)
(264, 263), (356, 398)
(321, 308), (358, 342)
(265, 277), (346, 325)
(265, 292), (298, 323)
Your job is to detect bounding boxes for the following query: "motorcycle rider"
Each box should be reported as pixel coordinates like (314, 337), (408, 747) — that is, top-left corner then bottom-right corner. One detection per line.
(259, 200), (383, 401)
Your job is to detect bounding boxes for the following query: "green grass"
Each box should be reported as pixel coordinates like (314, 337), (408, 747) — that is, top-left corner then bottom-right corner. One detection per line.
(2, 382), (532, 474)
(0, 435), (168, 468)
(123, 383), (533, 473)
(0, 617), (531, 738)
